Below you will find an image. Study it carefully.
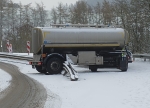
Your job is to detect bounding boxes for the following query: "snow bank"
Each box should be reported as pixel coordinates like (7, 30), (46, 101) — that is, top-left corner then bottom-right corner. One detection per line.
(0, 57), (150, 108)
(0, 69), (11, 92)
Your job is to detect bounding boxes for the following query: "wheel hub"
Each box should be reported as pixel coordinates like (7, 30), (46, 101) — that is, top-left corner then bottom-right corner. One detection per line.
(51, 62), (60, 71)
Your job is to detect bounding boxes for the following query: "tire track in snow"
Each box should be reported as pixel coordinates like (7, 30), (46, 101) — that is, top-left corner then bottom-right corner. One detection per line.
(0, 62), (47, 108)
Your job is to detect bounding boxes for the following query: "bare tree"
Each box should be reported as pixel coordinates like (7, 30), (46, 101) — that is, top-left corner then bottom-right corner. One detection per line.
(68, 4), (75, 24)
(5, 0), (19, 52)
(0, 0), (9, 51)
(50, 7), (58, 24)
(113, 0), (150, 53)
(72, 1), (88, 24)
(101, 0), (113, 25)
(1, 0), (150, 53)
(31, 7), (38, 26)
(94, 2), (102, 24)
(35, 2), (47, 27)
(62, 4), (70, 24)
(57, 3), (65, 24)
(87, 5), (94, 24)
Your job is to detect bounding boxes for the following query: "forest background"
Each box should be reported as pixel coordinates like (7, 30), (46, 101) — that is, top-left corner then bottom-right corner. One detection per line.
(0, 0), (149, 53)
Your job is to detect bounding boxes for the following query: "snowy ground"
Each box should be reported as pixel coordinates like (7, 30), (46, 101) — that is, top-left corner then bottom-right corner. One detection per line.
(0, 69), (12, 93)
(0, 54), (150, 108)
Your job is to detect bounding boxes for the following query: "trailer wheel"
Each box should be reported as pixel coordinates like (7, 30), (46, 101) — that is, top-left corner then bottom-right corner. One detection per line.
(46, 57), (63, 74)
(120, 57), (128, 72)
(35, 65), (47, 73)
(121, 62), (128, 72)
(91, 68), (97, 72)
(89, 66), (97, 72)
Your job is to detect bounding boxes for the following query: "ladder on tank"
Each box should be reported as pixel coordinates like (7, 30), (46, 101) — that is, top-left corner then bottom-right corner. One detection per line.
(51, 24), (122, 28)
(62, 61), (78, 81)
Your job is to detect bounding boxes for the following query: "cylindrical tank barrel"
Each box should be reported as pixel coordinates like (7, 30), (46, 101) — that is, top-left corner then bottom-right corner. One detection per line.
(32, 27), (129, 54)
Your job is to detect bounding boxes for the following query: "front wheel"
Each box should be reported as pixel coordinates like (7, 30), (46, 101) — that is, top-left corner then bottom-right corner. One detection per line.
(46, 57), (63, 74)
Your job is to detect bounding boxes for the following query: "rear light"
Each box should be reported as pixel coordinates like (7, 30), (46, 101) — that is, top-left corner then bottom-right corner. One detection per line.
(29, 62), (42, 65)
(38, 62), (42, 65)
(42, 54), (46, 58)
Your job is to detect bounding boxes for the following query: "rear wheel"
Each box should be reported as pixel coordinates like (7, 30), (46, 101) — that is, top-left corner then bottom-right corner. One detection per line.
(91, 68), (97, 72)
(121, 62), (128, 72)
(46, 57), (63, 74)
(89, 66), (97, 72)
(120, 56), (128, 72)
(35, 65), (47, 73)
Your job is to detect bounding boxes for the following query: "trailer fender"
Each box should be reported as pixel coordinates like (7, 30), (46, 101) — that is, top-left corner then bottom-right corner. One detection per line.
(43, 53), (65, 66)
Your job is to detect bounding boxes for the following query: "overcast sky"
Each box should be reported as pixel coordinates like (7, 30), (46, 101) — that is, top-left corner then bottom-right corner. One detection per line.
(12, 0), (78, 10)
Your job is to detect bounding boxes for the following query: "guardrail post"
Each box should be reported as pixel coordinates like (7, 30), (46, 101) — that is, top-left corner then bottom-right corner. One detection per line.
(6, 40), (9, 52)
(27, 41), (30, 55)
(9, 44), (12, 53)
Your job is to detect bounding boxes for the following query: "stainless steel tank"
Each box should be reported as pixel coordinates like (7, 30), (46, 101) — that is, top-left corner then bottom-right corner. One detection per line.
(32, 27), (129, 54)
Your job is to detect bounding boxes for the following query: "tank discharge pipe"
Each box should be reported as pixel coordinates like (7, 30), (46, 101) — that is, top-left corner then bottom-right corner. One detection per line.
(63, 61), (78, 81)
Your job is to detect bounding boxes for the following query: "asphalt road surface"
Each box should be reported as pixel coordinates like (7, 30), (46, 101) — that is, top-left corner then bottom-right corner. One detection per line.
(0, 62), (47, 108)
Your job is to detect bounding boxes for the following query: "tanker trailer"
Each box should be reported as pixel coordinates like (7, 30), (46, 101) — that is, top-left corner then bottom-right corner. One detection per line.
(29, 25), (132, 74)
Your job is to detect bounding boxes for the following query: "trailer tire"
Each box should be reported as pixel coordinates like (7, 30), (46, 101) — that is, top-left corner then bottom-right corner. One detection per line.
(35, 65), (47, 73)
(91, 68), (97, 72)
(46, 57), (63, 74)
(89, 66), (97, 72)
(121, 62), (128, 72)
(120, 57), (128, 72)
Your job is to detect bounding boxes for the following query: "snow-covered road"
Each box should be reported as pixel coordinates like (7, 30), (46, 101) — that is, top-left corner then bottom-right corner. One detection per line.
(0, 56), (150, 108)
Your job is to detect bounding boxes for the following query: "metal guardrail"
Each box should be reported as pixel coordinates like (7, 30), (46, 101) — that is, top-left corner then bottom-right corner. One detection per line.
(133, 54), (150, 61)
(0, 53), (33, 61)
(0, 53), (149, 62)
